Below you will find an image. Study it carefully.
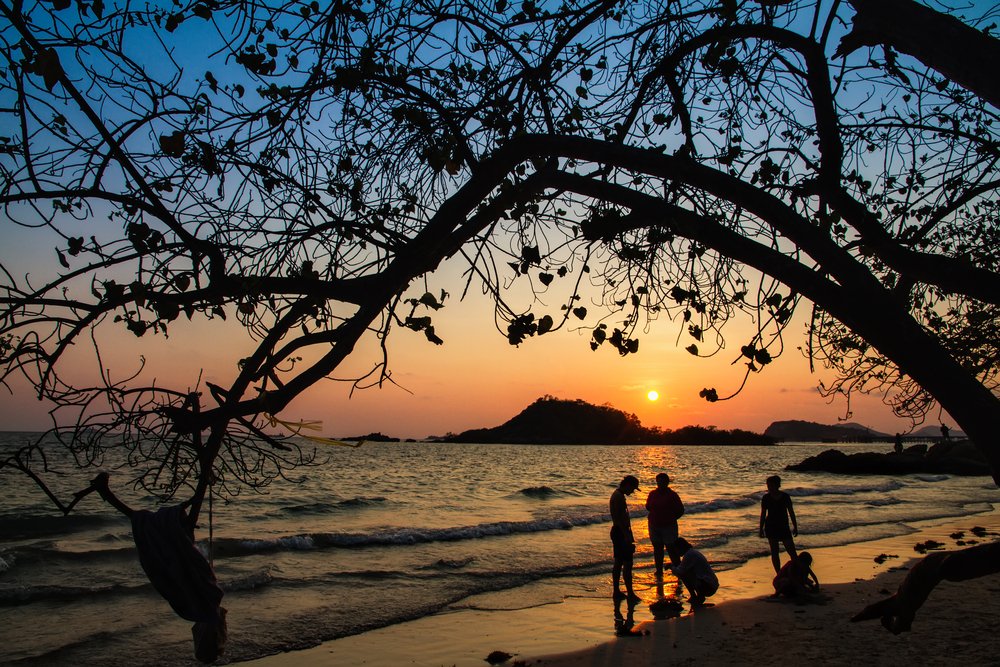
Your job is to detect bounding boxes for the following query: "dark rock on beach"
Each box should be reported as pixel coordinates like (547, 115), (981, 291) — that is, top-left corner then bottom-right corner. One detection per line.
(786, 439), (990, 476)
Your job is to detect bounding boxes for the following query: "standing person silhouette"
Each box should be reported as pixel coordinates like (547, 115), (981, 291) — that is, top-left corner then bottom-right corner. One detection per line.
(609, 475), (641, 603)
(645, 472), (684, 579)
(759, 474), (798, 574)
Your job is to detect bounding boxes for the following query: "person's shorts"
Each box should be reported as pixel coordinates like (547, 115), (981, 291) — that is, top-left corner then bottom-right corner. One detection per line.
(765, 526), (793, 541)
(648, 523), (679, 546)
(610, 526), (635, 562)
(697, 577), (719, 598)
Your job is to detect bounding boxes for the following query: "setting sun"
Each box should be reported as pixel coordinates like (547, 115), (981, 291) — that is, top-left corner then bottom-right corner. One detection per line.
(647, 390), (659, 401)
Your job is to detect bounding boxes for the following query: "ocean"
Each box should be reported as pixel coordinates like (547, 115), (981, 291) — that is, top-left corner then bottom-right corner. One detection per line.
(2, 432), (998, 665)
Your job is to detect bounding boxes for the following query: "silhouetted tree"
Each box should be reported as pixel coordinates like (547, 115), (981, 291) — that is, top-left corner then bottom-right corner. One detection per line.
(1, 0), (998, 633)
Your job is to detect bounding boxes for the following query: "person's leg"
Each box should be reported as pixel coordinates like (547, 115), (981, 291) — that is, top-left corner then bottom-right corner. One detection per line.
(783, 537), (798, 562)
(665, 539), (681, 567)
(623, 558), (637, 597)
(768, 537), (782, 573)
(613, 558), (623, 597)
(679, 573), (704, 604)
(652, 541), (664, 578)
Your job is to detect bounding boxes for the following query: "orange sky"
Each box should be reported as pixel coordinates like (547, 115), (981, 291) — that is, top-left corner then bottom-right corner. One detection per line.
(0, 256), (941, 439)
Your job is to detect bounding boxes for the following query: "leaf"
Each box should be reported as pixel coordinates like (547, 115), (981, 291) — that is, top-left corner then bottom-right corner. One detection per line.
(126, 319), (148, 337)
(159, 131), (185, 157)
(28, 48), (64, 92)
(572, 307), (587, 320)
(685, 344), (699, 355)
(520, 245), (541, 265)
(67, 237), (84, 256)
(165, 13), (183, 32)
(418, 292), (444, 310)
(155, 301), (180, 322)
(537, 314), (553, 335)
(538, 272), (554, 286)
(699, 388), (719, 402)
(56, 248), (69, 268)
(424, 326), (444, 345)
(506, 313), (537, 346)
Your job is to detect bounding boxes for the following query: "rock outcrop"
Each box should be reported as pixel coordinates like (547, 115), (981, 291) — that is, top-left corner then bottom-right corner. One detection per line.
(786, 440), (989, 476)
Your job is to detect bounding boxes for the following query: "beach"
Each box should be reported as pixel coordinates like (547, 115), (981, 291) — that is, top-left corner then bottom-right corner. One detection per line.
(244, 511), (1000, 667)
(5, 438), (1000, 665)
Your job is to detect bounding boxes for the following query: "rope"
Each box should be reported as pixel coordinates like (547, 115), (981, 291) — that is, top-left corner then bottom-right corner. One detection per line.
(264, 413), (364, 448)
(208, 480), (214, 569)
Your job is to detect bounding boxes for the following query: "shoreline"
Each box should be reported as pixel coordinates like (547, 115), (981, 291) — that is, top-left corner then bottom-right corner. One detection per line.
(241, 507), (1000, 666)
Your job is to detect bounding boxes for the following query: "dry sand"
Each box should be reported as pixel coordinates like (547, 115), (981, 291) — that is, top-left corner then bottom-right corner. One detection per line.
(242, 513), (1000, 667)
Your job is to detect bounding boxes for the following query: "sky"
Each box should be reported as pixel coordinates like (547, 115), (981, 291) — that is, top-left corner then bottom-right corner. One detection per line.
(0, 1), (968, 441)
(0, 245), (941, 440)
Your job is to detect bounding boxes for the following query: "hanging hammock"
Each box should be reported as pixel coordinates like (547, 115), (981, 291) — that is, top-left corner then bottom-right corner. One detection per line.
(131, 505), (228, 663)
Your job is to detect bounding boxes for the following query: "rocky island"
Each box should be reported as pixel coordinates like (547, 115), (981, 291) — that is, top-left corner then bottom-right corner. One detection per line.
(440, 396), (775, 445)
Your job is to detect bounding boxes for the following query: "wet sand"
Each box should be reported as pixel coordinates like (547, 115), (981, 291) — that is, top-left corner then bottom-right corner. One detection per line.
(241, 512), (1000, 666)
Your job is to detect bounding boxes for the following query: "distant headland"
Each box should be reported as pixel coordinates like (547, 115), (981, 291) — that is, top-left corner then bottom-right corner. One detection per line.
(436, 396), (774, 445)
(764, 420), (965, 443)
(337, 398), (967, 446)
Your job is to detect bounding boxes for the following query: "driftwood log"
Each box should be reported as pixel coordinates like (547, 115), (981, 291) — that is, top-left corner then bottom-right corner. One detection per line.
(852, 542), (1000, 633)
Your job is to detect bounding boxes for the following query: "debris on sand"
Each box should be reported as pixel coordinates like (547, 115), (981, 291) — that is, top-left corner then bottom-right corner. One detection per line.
(649, 597), (684, 619)
(485, 650), (513, 664)
(914, 540), (945, 554)
(873, 553), (898, 564)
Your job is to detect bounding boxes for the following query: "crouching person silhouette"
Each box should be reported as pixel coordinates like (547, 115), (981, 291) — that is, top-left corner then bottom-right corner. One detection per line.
(772, 551), (819, 599)
(671, 538), (718, 607)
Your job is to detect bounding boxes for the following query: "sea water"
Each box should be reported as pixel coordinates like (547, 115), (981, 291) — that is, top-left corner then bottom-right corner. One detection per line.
(2, 432), (997, 665)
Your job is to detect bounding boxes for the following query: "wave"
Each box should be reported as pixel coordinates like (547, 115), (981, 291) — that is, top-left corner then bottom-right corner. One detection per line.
(687, 496), (759, 513)
(209, 512), (613, 558)
(515, 485), (563, 498)
(4, 542), (137, 568)
(278, 497), (388, 515)
(0, 581), (146, 606)
(419, 556), (476, 570)
(865, 498), (903, 507)
(0, 565), (275, 606)
(0, 512), (122, 540)
(220, 567), (276, 592)
(681, 480), (909, 518)
(784, 480), (906, 496)
(912, 474), (949, 483)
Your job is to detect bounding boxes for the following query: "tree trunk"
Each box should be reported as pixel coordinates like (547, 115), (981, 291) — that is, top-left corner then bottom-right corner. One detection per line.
(840, 0), (1000, 109)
